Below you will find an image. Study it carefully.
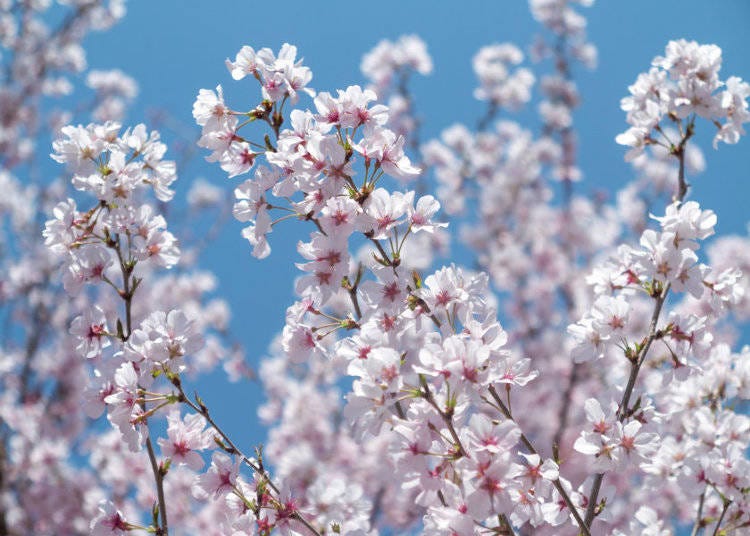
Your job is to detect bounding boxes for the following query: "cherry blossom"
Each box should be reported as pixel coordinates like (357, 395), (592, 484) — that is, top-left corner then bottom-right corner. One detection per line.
(6, 2), (750, 535)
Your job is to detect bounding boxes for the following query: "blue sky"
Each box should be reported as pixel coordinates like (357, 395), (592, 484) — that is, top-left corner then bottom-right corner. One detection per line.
(80, 1), (750, 449)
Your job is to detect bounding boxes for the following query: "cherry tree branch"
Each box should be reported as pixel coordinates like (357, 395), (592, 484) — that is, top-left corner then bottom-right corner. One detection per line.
(420, 375), (469, 458)
(170, 377), (322, 536)
(112, 236), (169, 535)
(712, 499), (731, 536)
(487, 386), (591, 536)
(583, 124), (692, 529)
(343, 264), (364, 320)
(690, 488), (706, 536)
(145, 439), (169, 536)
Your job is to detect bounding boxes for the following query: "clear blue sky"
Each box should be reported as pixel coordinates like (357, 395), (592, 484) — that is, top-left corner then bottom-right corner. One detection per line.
(81, 1), (750, 450)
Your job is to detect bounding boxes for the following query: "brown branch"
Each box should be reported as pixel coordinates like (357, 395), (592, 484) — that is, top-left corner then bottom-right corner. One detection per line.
(145, 438), (168, 535)
(552, 362), (580, 454)
(487, 386), (591, 536)
(420, 376), (469, 458)
(344, 264), (364, 320)
(711, 500), (731, 536)
(690, 488), (706, 536)
(113, 235), (169, 535)
(583, 282), (669, 527)
(171, 380), (321, 536)
(583, 124), (692, 529)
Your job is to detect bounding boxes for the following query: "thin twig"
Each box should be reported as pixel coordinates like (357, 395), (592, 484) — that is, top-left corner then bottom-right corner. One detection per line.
(420, 377), (469, 458)
(690, 488), (706, 536)
(552, 362), (580, 453)
(113, 236), (168, 534)
(711, 500), (731, 536)
(487, 386), (591, 536)
(345, 264), (364, 320)
(584, 124), (692, 529)
(145, 438), (168, 535)
(583, 285), (669, 527)
(173, 381), (322, 536)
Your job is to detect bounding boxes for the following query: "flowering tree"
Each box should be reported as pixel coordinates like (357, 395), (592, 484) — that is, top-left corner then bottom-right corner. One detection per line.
(3, 1), (750, 535)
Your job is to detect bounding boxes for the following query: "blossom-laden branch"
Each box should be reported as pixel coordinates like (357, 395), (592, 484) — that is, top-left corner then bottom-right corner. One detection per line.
(19, 1), (750, 532)
(44, 122), (181, 534)
(582, 99), (697, 527)
(488, 386), (591, 536)
(112, 237), (169, 536)
(168, 374), (323, 536)
(190, 30), (750, 536)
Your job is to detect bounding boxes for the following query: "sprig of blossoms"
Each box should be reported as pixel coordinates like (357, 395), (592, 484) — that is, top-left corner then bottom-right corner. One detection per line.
(360, 35), (433, 93)
(195, 39), (614, 536)
(42, 121), (250, 534)
(562, 39), (750, 534)
(45, 124), (181, 293)
(195, 43), (433, 266)
(473, 44), (535, 111)
(617, 39), (750, 159)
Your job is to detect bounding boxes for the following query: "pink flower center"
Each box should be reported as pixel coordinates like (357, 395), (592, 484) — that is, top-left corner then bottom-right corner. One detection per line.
(593, 420), (610, 434)
(332, 210), (349, 226)
(240, 150), (255, 166)
(620, 435), (636, 452)
(381, 365), (399, 382)
(88, 323), (105, 339)
(462, 365), (478, 382)
(173, 440), (190, 457)
(382, 282), (400, 301)
(106, 512), (129, 530)
(435, 290), (452, 306)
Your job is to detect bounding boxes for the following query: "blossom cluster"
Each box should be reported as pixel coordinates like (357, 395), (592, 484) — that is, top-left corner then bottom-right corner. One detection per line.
(473, 44), (535, 111)
(195, 42), (442, 268)
(5, 1), (750, 535)
(617, 39), (750, 158)
(191, 29), (750, 536)
(39, 121), (247, 533)
(45, 123), (179, 279)
(0, 0), (126, 168)
(360, 35), (433, 149)
(360, 35), (433, 93)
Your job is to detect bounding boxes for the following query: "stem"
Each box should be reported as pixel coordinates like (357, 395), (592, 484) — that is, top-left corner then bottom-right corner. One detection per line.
(271, 213), (298, 227)
(346, 264), (364, 320)
(349, 289), (362, 320)
(367, 236), (393, 265)
(552, 363), (580, 452)
(397, 224), (413, 256)
(487, 386), (591, 536)
(113, 237), (167, 534)
(112, 239), (134, 338)
(476, 101), (498, 132)
(173, 382), (321, 536)
(18, 302), (47, 402)
(582, 475), (602, 530)
(711, 500), (731, 536)
(584, 127), (691, 529)
(583, 285), (669, 527)
(546, 31), (582, 451)
(145, 437), (168, 535)
(420, 377), (469, 458)
(621, 286), (669, 418)
(675, 119), (695, 202)
(498, 513), (518, 536)
(690, 489), (706, 536)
